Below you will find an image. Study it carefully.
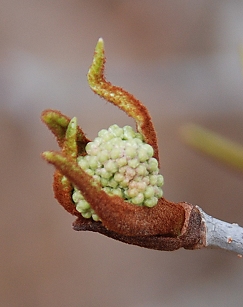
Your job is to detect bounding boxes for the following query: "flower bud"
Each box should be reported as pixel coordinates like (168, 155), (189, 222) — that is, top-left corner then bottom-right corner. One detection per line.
(72, 124), (164, 221)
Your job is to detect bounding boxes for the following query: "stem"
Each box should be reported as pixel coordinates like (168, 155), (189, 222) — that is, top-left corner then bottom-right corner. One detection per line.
(180, 124), (243, 172)
(198, 207), (243, 255)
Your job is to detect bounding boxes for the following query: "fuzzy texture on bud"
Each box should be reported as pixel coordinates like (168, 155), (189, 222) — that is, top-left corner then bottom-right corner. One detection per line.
(72, 124), (164, 221)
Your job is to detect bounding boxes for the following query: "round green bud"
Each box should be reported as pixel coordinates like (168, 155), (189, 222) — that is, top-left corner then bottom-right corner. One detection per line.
(144, 144), (154, 157)
(82, 211), (92, 219)
(124, 167), (136, 180)
(85, 168), (95, 177)
(107, 178), (119, 189)
(88, 156), (100, 169)
(131, 193), (144, 205)
(155, 187), (163, 198)
(98, 130), (113, 142)
(148, 158), (159, 172)
(114, 172), (125, 182)
(119, 178), (129, 188)
(100, 177), (109, 187)
(103, 187), (112, 195)
(104, 160), (118, 173)
(127, 188), (139, 198)
(98, 129), (108, 138)
(72, 190), (82, 203)
(149, 174), (158, 186)
(76, 199), (90, 211)
(72, 124), (164, 221)
(157, 175), (164, 187)
(92, 214), (100, 221)
(136, 164), (148, 176)
(144, 186), (155, 199)
(93, 136), (102, 146)
(116, 157), (127, 167)
(123, 125), (136, 140)
(92, 174), (101, 184)
(110, 148), (121, 159)
(77, 158), (89, 170)
(135, 133), (143, 141)
(144, 197), (158, 207)
(136, 181), (147, 192)
(103, 141), (114, 152)
(99, 168), (112, 179)
(111, 188), (123, 198)
(138, 148), (150, 162)
(98, 150), (109, 164)
(85, 142), (98, 156)
(108, 124), (123, 137)
(125, 146), (137, 159)
(128, 158), (140, 169)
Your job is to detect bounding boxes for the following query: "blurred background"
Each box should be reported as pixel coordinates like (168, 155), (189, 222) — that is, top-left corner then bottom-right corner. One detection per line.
(1, 1), (243, 306)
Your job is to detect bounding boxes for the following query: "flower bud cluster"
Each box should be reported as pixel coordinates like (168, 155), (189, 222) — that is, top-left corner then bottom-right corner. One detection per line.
(72, 124), (164, 221)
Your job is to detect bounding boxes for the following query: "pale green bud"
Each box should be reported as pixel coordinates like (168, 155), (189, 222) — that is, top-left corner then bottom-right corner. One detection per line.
(92, 174), (101, 183)
(136, 164), (148, 176)
(98, 130), (113, 142)
(104, 141), (114, 152)
(114, 173), (125, 182)
(89, 156), (100, 169)
(131, 193), (144, 205)
(108, 124), (123, 137)
(73, 124), (164, 221)
(99, 168), (112, 179)
(143, 144), (154, 158)
(119, 166), (127, 174)
(85, 142), (98, 156)
(107, 178), (119, 189)
(124, 167), (136, 180)
(119, 178), (129, 188)
(104, 160), (118, 173)
(125, 146), (137, 159)
(110, 148), (121, 159)
(116, 157), (127, 167)
(98, 150), (109, 163)
(127, 188), (139, 198)
(85, 168), (94, 176)
(111, 188), (123, 198)
(77, 158), (89, 170)
(93, 136), (102, 146)
(92, 214), (100, 221)
(144, 186), (155, 199)
(98, 128), (108, 138)
(100, 177), (109, 187)
(123, 125), (135, 139)
(129, 181), (146, 192)
(148, 158), (159, 172)
(155, 187), (163, 198)
(144, 197), (158, 207)
(76, 199), (90, 211)
(135, 133), (143, 141)
(103, 187), (112, 195)
(82, 212), (92, 219)
(149, 174), (158, 185)
(128, 158), (140, 169)
(138, 181), (147, 191)
(157, 175), (164, 187)
(138, 148), (150, 162)
(72, 190), (82, 203)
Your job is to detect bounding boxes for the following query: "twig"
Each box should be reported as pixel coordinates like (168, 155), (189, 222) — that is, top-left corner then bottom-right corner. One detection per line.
(198, 207), (243, 255)
(180, 123), (243, 172)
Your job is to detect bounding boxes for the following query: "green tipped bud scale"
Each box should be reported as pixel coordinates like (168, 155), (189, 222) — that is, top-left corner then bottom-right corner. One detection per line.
(72, 124), (164, 221)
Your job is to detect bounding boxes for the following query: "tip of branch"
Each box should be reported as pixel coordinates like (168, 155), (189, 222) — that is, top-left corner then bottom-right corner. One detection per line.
(97, 37), (104, 47)
(42, 151), (56, 162)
